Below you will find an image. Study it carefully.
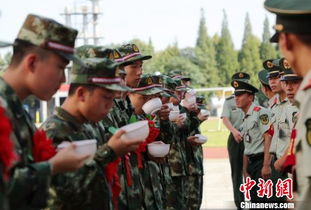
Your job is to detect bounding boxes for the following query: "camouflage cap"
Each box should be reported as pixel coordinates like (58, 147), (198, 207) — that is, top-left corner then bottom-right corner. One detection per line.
(117, 43), (152, 63)
(196, 95), (206, 109)
(132, 74), (163, 95)
(174, 78), (188, 92)
(75, 45), (133, 76)
(70, 57), (132, 92)
(264, 0), (311, 42)
(75, 45), (133, 68)
(169, 70), (191, 81)
(15, 14), (82, 64)
(231, 72), (250, 82)
(160, 75), (178, 98)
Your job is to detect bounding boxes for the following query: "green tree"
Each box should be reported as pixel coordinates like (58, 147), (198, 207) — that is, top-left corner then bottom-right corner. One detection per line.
(260, 16), (277, 60)
(195, 8), (219, 86)
(216, 10), (239, 86)
(238, 13), (262, 86)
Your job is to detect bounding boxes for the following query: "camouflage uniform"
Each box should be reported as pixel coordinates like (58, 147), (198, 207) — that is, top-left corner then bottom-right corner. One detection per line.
(164, 79), (189, 210)
(100, 98), (146, 210)
(183, 108), (204, 210)
(0, 14), (80, 210)
(41, 57), (129, 210)
(41, 108), (115, 210)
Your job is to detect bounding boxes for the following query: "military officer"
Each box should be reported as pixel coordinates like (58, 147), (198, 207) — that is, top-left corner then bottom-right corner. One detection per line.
(274, 70), (302, 172)
(0, 14), (90, 210)
(264, 59), (290, 162)
(265, 1), (311, 206)
(221, 72), (250, 209)
(41, 57), (141, 210)
(232, 79), (283, 203)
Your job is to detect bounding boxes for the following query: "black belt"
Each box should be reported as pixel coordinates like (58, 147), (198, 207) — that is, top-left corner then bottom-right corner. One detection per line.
(248, 152), (264, 162)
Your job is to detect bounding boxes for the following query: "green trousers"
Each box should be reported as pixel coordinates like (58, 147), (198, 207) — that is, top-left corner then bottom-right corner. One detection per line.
(227, 133), (245, 209)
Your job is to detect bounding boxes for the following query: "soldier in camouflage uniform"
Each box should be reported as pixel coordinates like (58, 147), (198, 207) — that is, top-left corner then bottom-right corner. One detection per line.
(184, 95), (208, 210)
(41, 57), (142, 210)
(128, 74), (170, 210)
(221, 72), (249, 209)
(0, 14), (90, 210)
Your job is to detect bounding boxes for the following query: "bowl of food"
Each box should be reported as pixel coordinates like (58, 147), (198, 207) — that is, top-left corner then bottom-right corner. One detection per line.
(119, 120), (149, 142)
(147, 141), (170, 157)
(169, 110), (180, 121)
(194, 134), (208, 144)
(142, 97), (162, 115)
(58, 139), (97, 164)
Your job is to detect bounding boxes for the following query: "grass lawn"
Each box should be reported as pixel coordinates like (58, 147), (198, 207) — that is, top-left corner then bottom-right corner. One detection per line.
(199, 117), (229, 148)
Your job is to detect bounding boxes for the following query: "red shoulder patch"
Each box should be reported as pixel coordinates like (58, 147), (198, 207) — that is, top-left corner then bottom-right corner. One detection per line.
(253, 106), (261, 112)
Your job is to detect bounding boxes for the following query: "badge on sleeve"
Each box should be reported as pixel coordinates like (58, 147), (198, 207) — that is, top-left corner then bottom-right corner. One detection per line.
(259, 114), (269, 125)
(305, 119), (311, 146)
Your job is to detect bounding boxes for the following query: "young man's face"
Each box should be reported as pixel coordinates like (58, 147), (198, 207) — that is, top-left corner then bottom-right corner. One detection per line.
(124, 60), (143, 88)
(170, 90), (184, 105)
(81, 87), (115, 122)
(30, 52), (67, 100)
(235, 93), (253, 109)
(268, 76), (283, 93)
(282, 80), (302, 101)
(129, 93), (151, 115)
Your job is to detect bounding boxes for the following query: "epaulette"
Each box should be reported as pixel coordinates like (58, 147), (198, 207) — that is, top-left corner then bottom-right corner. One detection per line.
(303, 79), (311, 91)
(226, 95), (234, 100)
(253, 106), (261, 112)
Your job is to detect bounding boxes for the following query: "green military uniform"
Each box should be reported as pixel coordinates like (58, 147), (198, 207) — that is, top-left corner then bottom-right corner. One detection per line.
(41, 57), (129, 210)
(0, 14), (81, 210)
(221, 72), (249, 209)
(184, 95), (206, 210)
(161, 78), (188, 210)
(129, 75), (165, 210)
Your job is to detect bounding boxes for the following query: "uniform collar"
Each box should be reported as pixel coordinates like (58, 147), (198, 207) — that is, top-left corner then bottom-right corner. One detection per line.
(295, 70), (311, 104)
(244, 102), (256, 119)
(0, 77), (26, 118)
(54, 107), (84, 130)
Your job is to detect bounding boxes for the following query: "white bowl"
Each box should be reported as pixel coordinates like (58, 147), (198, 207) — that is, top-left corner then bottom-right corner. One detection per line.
(58, 139), (97, 164)
(185, 96), (196, 104)
(194, 134), (208, 144)
(142, 97), (162, 115)
(169, 110), (180, 121)
(200, 109), (210, 117)
(172, 105), (179, 111)
(165, 102), (174, 110)
(185, 89), (196, 98)
(179, 113), (187, 119)
(147, 141), (170, 157)
(119, 120), (149, 142)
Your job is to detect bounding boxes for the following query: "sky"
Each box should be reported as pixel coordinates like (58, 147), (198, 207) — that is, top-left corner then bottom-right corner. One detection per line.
(0, 0), (276, 52)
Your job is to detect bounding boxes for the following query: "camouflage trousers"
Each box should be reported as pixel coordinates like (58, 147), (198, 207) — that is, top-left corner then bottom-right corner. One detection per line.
(141, 160), (163, 210)
(118, 155), (144, 210)
(185, 175), (203, 210)
(165, 176), (186, 210)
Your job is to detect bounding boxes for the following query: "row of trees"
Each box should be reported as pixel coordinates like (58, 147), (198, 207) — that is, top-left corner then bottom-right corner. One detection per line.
(130, 9), (279, 87)
(1, 9), (279, 87)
